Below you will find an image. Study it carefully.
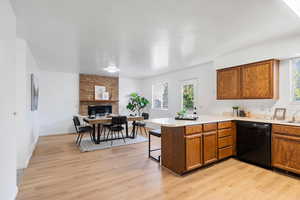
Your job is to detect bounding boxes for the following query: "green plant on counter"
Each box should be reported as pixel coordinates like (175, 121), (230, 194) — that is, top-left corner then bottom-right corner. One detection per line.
(126, 93), (150, 116)
(232, 106), (239, 110)
(177, 109), (187, 117)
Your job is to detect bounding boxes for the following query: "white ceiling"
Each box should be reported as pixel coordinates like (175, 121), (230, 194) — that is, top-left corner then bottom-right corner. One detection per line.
(13, 0), (300, 78)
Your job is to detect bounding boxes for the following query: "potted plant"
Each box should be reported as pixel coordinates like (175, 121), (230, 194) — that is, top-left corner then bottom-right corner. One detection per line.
(126, 93), (150, 116)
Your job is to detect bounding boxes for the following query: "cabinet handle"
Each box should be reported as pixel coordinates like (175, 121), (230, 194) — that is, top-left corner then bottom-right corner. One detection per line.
(273, 134), (300, 142)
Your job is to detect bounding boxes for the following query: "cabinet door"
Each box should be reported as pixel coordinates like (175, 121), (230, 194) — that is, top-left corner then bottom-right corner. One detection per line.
(272, 134), (300, 174)
(203, 131), (218, 164)
(241, 60), (276, 99)
(185, 134), (203, 170)
(217, 67), (240, 99)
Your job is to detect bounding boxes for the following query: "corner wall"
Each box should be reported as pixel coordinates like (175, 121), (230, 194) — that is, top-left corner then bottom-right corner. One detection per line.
(16, 38), (40, 169)
(39, 71), (79, 136)
(0, 1), (17, 199)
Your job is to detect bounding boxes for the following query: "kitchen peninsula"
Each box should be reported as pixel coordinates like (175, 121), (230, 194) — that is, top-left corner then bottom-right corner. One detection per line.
(147, 116), (300, 175)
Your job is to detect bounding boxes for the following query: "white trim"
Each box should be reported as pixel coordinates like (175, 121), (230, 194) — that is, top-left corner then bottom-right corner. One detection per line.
(151, 82), (168, 110)
(290, 57), (300, 103)
(13, 186), (18, 200)
(180, 79), (199, 112)
(25, 136), (39, 168)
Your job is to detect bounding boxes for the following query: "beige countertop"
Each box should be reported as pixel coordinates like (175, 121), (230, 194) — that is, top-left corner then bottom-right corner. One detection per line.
(146, 115), (300, 127)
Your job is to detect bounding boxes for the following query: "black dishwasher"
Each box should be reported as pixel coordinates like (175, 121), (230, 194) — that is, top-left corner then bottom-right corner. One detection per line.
(236, 121), (271, 168)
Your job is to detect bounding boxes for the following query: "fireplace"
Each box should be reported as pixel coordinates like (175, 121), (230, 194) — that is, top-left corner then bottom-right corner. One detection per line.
(88, 105), (112, 116)
(79, 74), (119, 115)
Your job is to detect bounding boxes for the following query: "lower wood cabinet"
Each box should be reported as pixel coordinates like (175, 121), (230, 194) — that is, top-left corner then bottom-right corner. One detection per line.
(219, 146), (233, 160)
(272, 125), (300, 174)
(161, 122), (234, 175)
(185, 134), (203, 170)
(203, 131), (218, 165)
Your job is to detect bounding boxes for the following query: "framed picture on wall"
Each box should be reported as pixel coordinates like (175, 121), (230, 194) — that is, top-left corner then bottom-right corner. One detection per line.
(273, 108), (286, 120)
(94, 85), (106, 100)
(31, 74), (39, 111)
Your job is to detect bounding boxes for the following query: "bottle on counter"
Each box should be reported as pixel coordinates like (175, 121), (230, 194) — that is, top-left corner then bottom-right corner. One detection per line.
(193, 106), (197, 117)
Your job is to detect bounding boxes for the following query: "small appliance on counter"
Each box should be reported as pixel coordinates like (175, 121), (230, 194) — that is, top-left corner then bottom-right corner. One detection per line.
(232, 106), (239, 117)
(239, 110), (246, 117)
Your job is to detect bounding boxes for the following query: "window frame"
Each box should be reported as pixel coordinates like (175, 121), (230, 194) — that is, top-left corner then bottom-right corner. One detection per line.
(290, 57), (300, 104)
(151, 82), (168, 110)
(181, 79), (198, 112)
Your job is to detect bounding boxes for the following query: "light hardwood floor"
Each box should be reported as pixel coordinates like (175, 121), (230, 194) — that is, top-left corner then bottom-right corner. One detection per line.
(17, 133), (300, 200)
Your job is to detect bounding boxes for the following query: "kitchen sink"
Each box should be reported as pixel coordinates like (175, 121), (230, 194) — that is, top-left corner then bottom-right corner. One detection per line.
(284, 120), (300, 124)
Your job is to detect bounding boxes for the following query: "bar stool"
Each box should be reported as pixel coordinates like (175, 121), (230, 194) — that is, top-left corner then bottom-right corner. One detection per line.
(148, 129), (161, 162)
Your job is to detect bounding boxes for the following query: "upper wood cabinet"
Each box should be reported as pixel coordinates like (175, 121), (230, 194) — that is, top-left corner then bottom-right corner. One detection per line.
(217, 59), (279, 100)
(217, 67), (241, 99)
(241, 59), (279, 99)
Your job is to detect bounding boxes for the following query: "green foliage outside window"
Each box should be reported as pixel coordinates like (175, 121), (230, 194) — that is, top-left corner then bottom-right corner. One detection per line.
(183, 84), (194, 111)
(293, 60), (300, 101)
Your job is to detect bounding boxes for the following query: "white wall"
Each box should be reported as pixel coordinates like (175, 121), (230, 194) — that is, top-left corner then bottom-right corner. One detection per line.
(0, 0), (17, 199)
(211, 35), (300, 117)
(16, 38), (40, 169)
(141, 62), (215, 119)
(141, 35), (300, 121)
(119, 77), (142, 115)
(39, 71), (79, 136)
(38, 75), (141, 135)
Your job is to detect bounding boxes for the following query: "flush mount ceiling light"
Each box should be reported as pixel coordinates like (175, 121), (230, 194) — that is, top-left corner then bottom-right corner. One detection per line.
(282, 0), (300, 17)
(103, 65), (120, 73)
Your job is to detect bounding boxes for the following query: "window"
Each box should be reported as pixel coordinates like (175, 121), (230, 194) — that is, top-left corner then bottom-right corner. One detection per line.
(152, 82), (168, 109)
(181, 79), (197, 112)
(292, 58), (300, 102)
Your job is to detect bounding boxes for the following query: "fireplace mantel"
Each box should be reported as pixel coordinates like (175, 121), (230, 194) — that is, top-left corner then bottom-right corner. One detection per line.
(80, 99), (119, 103)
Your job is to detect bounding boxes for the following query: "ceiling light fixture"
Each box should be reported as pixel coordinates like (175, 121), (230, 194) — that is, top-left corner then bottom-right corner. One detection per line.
(282, 0), (300, 17)
(103, 65), (120, 73)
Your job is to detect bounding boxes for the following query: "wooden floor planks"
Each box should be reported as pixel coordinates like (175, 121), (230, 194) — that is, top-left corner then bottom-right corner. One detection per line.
(17, 133), (300, 200)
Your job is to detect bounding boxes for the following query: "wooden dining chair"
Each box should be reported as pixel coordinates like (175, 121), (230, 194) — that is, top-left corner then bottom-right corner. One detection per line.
(73, 116), (94, 145)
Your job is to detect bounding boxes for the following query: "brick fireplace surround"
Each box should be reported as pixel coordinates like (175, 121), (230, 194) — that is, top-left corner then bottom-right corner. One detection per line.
(79, 74), (119, 116)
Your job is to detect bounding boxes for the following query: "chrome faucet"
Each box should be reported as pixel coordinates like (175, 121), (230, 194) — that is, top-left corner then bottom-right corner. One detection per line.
(292, 110), (300, 122)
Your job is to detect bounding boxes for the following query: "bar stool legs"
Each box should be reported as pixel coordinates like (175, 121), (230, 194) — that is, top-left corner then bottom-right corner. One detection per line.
(148, 132), (161, 163)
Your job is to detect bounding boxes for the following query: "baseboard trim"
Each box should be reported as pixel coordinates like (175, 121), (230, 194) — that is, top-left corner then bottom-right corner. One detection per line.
(13, 185), (18, 200)
(21, 136), (39, 169)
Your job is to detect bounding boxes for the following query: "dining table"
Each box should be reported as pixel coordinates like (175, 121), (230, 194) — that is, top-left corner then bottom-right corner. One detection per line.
(83, 115), (144, 144)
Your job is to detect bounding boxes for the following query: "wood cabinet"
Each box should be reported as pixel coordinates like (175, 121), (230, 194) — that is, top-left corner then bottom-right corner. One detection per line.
(217, 121), (234, 159)
(185, 134), (203, 170)
(217, 67), (241, 99)
(161, 121), (234, 175)
(241, 60), (279, 99)
(272, 125), (300, 175)
(203, 131), (218, 165)
(217, 59), (279, 100)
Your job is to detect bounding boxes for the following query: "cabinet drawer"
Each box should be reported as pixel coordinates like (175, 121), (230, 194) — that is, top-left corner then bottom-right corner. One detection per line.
(218, 128), (232, 138)
(218, 121), (232, 129)
(218, 146), (233, 160)
(218, 136), (233, 148)
(203, 123), (217, 132)
(272, 124), (300, 137)
(185, 125), (203, 135)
